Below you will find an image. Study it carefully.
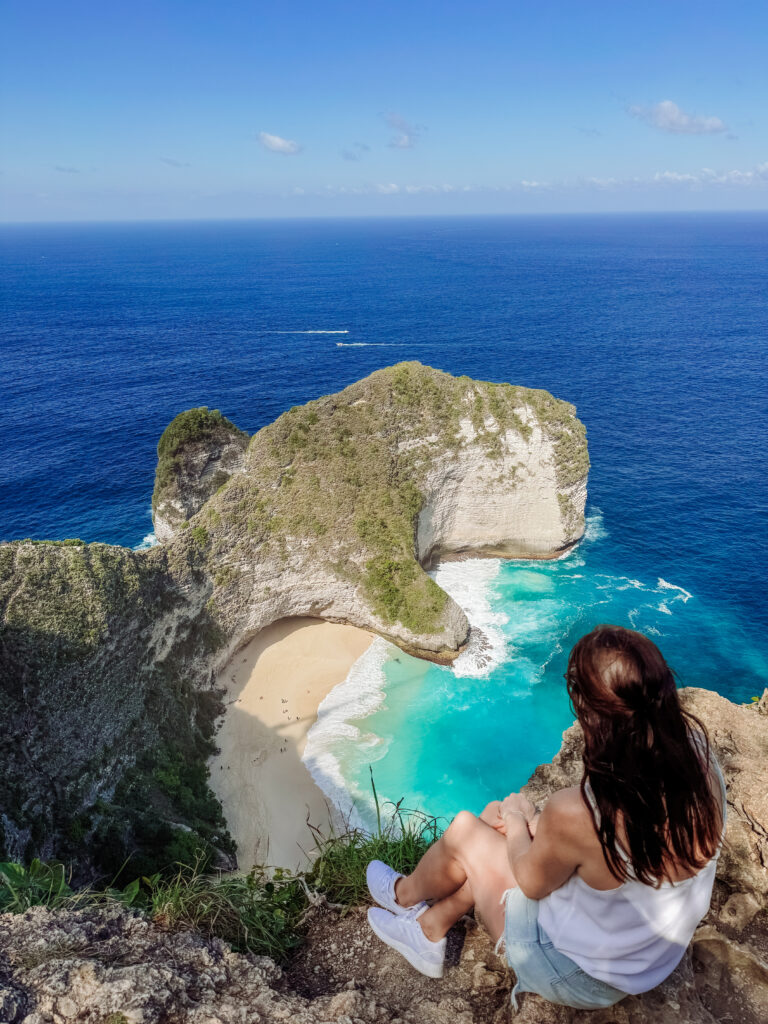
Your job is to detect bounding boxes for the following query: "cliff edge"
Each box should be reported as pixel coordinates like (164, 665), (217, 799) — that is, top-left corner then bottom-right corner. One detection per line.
(1, 688), (765, 1024)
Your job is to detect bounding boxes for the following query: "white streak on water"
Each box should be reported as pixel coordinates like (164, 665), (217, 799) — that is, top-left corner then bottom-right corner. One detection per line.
(658, 578), (693, 602)
(134, 532), (158, 551)
(303, 558), (511, 818)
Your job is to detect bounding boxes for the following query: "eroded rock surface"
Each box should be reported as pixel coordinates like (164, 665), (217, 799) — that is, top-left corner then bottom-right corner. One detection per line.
(152, 407), (249, 543)
(1, 688), (765, 1023)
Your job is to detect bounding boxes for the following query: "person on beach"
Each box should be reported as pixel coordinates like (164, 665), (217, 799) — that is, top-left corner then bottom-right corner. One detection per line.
(365, 625), (726, 1011)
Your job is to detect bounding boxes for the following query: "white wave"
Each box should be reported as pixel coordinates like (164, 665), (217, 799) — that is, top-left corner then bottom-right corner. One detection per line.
(582, 509), (608, 543)
(134, 532), (158, 551)
(336, 342), (403, 347)
(303, 637), (392, 828)
(657, 578), (693, 602)
(430, 560), (508, 678)
(595, 575), (646, 592)
(270, 329), (349, 334)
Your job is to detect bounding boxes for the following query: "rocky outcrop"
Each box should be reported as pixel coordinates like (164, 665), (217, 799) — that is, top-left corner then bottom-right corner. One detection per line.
(0, 688), (765, 1024)
(0, 364), (588, 869)
(152, 408), (249, 543)
(165, 362), (588, 664)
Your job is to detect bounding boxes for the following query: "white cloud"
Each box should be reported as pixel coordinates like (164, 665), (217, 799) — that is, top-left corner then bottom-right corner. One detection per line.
(653, 171), (700, 184)
(277, 160), (768, 201)
(258, 131), (302, 155)
(383, 112), (424, 149)
(629, 100), (727, 135)
(651, 162), (768, 186)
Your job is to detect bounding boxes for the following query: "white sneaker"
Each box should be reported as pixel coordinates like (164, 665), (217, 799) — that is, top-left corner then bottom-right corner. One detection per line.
(367, 906), (446, 978)
(366, 860), (428, 917)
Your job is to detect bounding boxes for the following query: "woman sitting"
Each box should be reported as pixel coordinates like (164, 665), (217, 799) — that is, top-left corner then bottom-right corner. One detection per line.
(365, 625), (726, 1010)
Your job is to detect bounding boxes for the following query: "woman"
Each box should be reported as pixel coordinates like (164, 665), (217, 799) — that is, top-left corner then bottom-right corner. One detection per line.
(365, 625), (726, 1010)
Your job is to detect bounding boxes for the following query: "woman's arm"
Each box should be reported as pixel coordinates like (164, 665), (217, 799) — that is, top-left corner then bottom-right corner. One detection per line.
(504, 789), (585, 901)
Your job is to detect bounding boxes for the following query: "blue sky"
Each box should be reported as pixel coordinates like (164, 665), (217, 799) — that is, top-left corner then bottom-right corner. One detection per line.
(1, 0), (766, 220)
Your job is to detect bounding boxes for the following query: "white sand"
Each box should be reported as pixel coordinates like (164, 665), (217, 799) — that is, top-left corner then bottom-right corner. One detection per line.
(208, 617), (374, 871)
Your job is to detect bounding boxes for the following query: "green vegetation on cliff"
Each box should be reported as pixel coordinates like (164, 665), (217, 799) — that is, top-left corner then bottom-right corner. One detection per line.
(193, 362), (588, 637)
(1, 798), (440, 963)
(0, 540), (233, 878)
(152, 406), (249, 511)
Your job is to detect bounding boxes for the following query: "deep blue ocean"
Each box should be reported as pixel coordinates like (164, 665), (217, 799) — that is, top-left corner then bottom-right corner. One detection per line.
(2, 214), (767, 825)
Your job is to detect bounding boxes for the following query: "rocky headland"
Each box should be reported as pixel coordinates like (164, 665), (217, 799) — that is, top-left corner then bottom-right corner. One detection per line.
(1, 688), (766, 1024)
(0, 362), (588, 876)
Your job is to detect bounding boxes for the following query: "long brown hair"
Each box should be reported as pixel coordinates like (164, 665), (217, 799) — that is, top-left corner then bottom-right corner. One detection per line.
(566, 625), (722, 885)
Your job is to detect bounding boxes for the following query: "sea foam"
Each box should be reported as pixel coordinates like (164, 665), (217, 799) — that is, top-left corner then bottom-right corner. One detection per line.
(431, 559), (508, 677)
(303, 637), (392, 829)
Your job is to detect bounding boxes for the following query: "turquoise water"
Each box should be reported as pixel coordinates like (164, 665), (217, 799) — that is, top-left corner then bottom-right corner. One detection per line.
(305, 510), (767, 828)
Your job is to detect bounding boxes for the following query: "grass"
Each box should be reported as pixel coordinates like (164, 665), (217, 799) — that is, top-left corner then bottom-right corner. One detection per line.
(0, 782), (444, 966)
(307, 777), (443, 906)
(149, 855), (306, 961)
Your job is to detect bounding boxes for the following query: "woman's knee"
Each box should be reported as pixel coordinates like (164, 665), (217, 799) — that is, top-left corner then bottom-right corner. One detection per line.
(446, 810), (480, 844)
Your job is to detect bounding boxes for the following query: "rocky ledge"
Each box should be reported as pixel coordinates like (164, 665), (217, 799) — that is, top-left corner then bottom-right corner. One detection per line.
(0, 363), (588, 868)
(1, 688), (765, 1024)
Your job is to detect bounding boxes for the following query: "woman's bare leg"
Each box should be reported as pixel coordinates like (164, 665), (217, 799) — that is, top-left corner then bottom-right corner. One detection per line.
(417, 880), (474, 942)
(395, 810), (517, 943)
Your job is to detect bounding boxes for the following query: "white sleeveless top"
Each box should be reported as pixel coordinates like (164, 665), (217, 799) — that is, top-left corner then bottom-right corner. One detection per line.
(537, 746), (727, 995)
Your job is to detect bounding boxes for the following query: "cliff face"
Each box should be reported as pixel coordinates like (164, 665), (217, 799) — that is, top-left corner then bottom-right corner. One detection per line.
(0, 540), (233, 872)
(1, 688), (765, 1024)
(0, 362), (588, 869)
(152, 407), (249, 543)
(162, 362), (588, 662)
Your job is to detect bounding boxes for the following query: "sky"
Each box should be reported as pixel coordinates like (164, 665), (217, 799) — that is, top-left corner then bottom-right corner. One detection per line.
(1, 0), (767, 221)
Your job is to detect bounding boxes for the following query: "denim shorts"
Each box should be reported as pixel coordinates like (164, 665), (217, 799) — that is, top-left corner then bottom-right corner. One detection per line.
(495, 886), (627, 1011)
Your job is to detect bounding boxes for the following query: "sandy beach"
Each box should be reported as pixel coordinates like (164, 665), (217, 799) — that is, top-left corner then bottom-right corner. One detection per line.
(208, 617), (374, 872)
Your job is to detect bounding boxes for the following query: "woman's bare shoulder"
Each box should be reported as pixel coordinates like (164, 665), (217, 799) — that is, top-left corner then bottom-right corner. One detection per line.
(543, 786), (595, 833)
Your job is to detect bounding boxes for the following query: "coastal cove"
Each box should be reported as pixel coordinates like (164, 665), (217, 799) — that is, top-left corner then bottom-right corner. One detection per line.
(2, 214), (767, 874)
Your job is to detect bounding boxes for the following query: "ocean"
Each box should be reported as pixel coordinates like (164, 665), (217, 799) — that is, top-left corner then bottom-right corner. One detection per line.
(2, 213), (767, 827)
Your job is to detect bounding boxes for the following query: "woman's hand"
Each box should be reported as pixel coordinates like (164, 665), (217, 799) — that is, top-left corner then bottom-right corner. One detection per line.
(480, 800), (508, 834)
(500, 792), (536, 824)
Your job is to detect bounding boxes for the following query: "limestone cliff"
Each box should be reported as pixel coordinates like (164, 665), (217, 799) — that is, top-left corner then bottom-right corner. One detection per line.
(0, 363), (588, 871)
(1, 688), (765, 1024)
(164, 362), (588, 664)
(152, 408), (249, 543)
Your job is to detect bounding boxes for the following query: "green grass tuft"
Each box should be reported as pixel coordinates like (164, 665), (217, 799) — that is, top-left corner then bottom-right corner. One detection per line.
(0, 788), (443, 964)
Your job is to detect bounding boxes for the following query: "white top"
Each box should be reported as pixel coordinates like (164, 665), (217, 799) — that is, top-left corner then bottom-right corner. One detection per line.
(538, 745), (726, 994)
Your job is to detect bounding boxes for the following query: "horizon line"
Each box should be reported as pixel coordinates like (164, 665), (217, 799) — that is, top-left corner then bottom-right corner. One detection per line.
(2, 208), (768, 228)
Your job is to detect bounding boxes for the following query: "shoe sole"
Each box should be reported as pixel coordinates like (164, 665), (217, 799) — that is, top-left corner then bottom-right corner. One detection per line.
(367, 909), (444, 979)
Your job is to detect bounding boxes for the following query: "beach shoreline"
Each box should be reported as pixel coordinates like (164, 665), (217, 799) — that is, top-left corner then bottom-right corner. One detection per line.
(208, 617), (374, 872)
